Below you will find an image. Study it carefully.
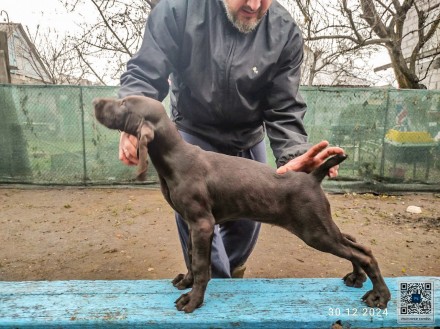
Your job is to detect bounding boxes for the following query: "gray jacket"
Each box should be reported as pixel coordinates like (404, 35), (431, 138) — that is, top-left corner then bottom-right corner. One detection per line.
(119, 0), (312, 166)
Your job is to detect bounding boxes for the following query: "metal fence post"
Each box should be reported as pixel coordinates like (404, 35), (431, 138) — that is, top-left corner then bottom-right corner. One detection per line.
(80, 86), (88, 185)
(379, 88), (391, 178)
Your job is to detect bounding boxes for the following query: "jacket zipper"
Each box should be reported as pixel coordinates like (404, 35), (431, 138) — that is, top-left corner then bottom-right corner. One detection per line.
(223, 34), (237, 120)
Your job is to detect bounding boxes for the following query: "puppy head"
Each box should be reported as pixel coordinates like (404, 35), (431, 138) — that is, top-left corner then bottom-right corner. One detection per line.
(93, 97), (156, 181)
(93, 98), (129, 131)
(121, 95), (165, 124)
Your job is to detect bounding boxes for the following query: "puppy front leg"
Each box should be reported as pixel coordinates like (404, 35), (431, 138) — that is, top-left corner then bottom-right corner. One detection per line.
(175, 217), (214, 313)
(173, 226), (194, 290)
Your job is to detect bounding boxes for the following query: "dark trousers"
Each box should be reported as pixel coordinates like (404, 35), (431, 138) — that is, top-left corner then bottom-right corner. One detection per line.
(175, 130), (266, 278)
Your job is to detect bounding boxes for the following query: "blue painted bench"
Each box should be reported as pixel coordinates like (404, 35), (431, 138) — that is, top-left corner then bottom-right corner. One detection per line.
(1, 277), (438, 328)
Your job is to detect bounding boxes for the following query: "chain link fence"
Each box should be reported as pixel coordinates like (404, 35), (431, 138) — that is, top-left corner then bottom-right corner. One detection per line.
(1, 85), (439, 192)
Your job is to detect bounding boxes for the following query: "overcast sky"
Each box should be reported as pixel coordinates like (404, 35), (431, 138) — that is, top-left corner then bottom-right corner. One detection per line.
(1, 0), (85, 37)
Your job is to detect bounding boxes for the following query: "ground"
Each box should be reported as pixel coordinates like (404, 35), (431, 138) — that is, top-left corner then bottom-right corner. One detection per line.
(0, 187), (439, 282)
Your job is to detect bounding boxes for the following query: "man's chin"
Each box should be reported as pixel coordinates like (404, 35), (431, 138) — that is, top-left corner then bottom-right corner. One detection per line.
(232, 17), (260, 34)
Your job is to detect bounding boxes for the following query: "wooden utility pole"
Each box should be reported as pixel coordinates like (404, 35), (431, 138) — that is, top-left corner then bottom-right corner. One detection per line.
(0, 31), (12, 83)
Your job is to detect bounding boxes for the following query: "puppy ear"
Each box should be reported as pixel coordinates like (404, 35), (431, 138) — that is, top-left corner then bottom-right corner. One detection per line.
(136, 121), (155, 181)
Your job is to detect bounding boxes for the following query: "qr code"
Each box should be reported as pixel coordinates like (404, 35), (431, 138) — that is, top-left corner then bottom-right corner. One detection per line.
(398, 281), (434, 324)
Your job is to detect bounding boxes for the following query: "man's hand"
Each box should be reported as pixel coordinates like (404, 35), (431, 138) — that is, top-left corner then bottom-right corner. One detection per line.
(119, 132), (139, 166)
(276, 140), (345, 177)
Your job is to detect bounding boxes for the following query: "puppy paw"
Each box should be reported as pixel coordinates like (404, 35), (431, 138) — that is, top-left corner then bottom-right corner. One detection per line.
(172, 273), (194, 290)
(343, 272), (367, 288)
(175, 290), (203, 313)
(362, 289), (391, 309)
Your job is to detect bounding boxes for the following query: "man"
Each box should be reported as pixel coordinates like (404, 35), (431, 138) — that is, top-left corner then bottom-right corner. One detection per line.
(117, 0), (344, 278)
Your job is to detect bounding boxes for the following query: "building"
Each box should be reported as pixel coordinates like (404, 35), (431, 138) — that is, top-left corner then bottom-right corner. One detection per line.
(0, 23), (52, 84)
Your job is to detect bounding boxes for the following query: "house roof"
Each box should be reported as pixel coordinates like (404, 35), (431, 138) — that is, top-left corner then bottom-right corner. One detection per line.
(0, 22), (51, 82)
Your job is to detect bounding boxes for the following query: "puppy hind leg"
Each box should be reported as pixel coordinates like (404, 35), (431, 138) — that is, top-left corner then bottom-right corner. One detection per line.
(302, 231), (390, 309)
(344, 238), (391, 309)
(341, 233), (367, 288)
(331, 234), (390, 309)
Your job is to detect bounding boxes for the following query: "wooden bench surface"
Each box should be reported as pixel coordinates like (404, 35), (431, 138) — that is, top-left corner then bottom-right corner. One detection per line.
(1, 276), (439, 328)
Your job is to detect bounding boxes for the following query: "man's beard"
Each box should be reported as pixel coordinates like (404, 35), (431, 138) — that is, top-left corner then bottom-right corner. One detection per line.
(222, 1), (265, 34)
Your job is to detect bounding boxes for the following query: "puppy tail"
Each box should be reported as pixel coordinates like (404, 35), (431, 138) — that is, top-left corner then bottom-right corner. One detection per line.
(311, 154), (348, 182)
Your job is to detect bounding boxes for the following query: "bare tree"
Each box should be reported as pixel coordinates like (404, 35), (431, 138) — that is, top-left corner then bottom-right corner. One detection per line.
(36, 0), (439, 88)
(296, 0), (440, 89)
(26, 25), (91, 85)
(59, 0), (158, 85)
(281, 0), (381, 86)
(16, 0), (158, 85)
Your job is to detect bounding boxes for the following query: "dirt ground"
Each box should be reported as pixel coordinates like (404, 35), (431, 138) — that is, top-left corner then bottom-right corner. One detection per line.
(0, 187), (439, 282)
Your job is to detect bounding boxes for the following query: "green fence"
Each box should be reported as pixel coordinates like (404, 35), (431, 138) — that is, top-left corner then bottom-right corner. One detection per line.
(1, 84), (439, 192)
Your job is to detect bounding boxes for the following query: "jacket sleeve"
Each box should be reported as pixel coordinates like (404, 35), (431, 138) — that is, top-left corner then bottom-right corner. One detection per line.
(263, 25), (312, 168)
(118, 0), (182, 101)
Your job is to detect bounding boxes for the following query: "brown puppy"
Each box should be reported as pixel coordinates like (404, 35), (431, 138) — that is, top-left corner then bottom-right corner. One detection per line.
(94, 95), (391, 313)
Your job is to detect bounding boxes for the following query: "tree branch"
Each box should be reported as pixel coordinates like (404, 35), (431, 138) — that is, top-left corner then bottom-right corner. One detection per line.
(90, 0), (132, 56)
(75, 46), (106, 85)
(359, 0), (389, 39)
